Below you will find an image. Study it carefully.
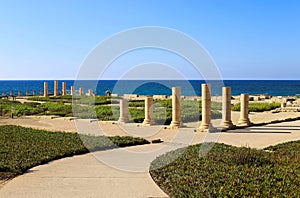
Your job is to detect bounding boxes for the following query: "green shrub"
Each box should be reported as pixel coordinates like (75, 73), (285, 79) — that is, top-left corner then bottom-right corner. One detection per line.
(129, 100), (145, 107)
(14, 104), (41, 116)
(39, 102), (72, 116)
(95, 105), (119, 120)
(232, 102), (281, 112)
(129, 108), (144, 123)
(23, 102), (40, 107)
(74, 96), (112, 105)
(72, 105), (96, 119)
(0, 100), (43, 116)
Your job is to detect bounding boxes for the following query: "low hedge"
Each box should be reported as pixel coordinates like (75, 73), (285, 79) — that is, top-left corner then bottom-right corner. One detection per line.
(232, 102), (281, 112)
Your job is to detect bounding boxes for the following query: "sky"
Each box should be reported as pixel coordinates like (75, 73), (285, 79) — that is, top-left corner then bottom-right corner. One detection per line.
(0, 0), (299, 80)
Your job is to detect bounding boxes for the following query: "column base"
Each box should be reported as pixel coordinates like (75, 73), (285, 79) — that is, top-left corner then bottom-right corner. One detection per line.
(142, 119), (154, 126)
(118, 117), (129, 124)
(237, 118), (251, 126)
(198, 123), (217, 132)
(221, 121), (236, 130)
(170, 121), (182, 129)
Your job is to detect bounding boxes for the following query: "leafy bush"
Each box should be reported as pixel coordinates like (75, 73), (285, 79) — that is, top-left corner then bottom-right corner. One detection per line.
(150, 141), (300, 197)
(95, 105), (119, 120)
(0, 125), (149, 180)
(211, 101), (222, 110)
(75, 96), (112, 105)
(232, 102), (281, 112)
(129, 108), (144, 123)
(13, 104), (41, 116)
(23, 102), (40, 107)
(129, 100), (145, 107)
(39, 102), (72, 116)
(0, 100), (42, 116)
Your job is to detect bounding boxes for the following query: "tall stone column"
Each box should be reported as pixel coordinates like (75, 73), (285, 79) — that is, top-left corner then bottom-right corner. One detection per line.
(70, 86), (75, 95)
(62, 82), (67, 96)
(118, 98), (129, 123)
(238, 94), (251, 126)
(221, 87), (235, 129)
(170, 87), (182, 128)
(199, 84), (215, 132)
(54, 80), (58, 96)
(79, 88), (84, 96)
(44, 82), (48, 97)
(88, 89), (93, 96)
(143, 96), (154, 125)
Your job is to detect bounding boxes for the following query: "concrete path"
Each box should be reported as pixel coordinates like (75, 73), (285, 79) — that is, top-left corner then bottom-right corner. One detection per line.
(0, 144), (171, 198)
(1, 120), (300, 197)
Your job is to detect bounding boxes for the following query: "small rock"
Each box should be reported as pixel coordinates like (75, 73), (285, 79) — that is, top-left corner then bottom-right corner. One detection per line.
(151, 139), (163, 144)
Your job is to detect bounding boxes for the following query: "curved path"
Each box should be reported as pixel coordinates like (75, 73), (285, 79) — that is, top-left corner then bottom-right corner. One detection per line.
(0, 144), (170, 198)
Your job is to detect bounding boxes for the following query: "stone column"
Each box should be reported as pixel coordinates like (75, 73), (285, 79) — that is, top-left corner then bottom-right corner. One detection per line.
(71, 86), (75, 95)
(221, 87), (235, 129)
(44, 82), (48, 97)
(143, 96), (154, 125)
(170, 87), (182, 128)
(18, 91), (21, 97)
(118, 98), (129, 123)
(54, 80), (58, 96)
(238, 94), (251, 126)
(88, 89), (93, 96)
(62, 82), (67, 96)
(79, 88), (84, 96)
(199, 84), (215, 132)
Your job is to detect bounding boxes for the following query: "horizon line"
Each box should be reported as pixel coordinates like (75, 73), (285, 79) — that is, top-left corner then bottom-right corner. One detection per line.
(1, 78), (300, 81)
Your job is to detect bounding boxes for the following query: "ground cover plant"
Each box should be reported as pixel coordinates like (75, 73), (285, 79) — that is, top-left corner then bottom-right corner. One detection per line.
(27, 95), (115, 105)
(231, 102), (281, 112)
(0, 125), (149, 180)
(150, 141), (300, 197)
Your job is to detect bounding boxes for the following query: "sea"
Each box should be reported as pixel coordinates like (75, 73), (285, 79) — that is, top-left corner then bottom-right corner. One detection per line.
(0, 80), (300, 97)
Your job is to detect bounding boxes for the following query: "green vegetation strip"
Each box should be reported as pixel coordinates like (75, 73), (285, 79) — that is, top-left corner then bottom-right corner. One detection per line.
(0, 125), (149, 180)
(0, 98), (281, 124)
(150, 141), (300, 197)
(232, 102), (281, 112)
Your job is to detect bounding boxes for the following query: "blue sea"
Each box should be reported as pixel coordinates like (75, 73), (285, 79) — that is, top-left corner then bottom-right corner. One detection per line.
(0, 80), (300, 96)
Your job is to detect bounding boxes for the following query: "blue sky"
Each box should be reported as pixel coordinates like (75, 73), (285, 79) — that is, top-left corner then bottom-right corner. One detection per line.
(0, 0), (299, 80)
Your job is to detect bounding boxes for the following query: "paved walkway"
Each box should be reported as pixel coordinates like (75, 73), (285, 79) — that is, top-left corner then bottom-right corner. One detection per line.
(1, 120), (300, 197)
(0, 146), (169, 198)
